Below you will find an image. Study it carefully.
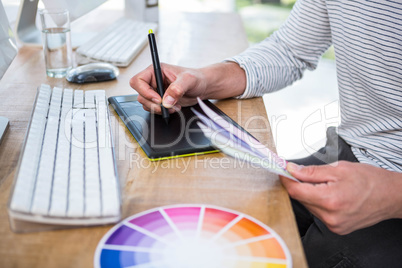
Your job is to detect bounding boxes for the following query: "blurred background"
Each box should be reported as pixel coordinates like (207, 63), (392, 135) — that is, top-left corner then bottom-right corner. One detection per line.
(3, 0), (339, 160)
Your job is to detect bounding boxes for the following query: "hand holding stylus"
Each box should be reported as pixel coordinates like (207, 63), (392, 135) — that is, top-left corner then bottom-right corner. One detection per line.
(147, 29), (170, 124)
(129, 61), (247, 115)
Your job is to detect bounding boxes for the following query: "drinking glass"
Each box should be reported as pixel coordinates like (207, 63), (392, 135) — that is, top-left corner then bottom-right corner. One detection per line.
(39, 9), (73, 78)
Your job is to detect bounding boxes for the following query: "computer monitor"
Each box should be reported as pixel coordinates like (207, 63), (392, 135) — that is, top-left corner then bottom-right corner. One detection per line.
(14, 0), (108, 47)
(0, 0), (18, 144)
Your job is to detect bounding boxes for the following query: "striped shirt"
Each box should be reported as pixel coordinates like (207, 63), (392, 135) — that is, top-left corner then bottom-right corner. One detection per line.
(229, 0), (402, 172)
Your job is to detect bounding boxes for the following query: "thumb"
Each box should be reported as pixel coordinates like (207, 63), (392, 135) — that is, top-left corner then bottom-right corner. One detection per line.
(162, 73), (195, 108)
(287, 162), (334, 183)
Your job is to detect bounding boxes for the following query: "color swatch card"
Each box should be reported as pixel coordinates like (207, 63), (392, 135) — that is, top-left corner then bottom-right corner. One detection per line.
(194, 98), (299, 182)
(95, 205), (292, 268)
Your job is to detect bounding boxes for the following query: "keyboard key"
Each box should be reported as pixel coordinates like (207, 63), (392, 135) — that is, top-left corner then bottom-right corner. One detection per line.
(31, 87), (62, 215)
(76, 18), (157, 67)
(9, 85), (121, 226)
(10, 84), (51, 213)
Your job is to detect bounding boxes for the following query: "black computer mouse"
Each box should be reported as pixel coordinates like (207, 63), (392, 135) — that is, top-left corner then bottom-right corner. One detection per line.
(66, 63), (119, 83)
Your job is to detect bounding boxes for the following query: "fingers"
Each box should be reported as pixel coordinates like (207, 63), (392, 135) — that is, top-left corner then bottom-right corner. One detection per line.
(286, 162), (337, 183)
(281, 162), (353, 211)
(283, 179), (328, 205)
(162, 72), (199, 108)
(130, 64), (201, 112)
(130, 66), (155, 95)
(280, 164), (336, 205)
(138, 94), (181, 114)
(129, 65), (163, 108)
(136, 94), (160, 113)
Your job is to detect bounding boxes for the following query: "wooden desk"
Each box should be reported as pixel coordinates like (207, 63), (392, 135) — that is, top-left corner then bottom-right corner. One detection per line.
(0, 11), (307, 268)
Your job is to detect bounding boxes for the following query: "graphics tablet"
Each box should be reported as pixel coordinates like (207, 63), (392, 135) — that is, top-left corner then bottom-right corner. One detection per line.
(108, 95), (243, 161)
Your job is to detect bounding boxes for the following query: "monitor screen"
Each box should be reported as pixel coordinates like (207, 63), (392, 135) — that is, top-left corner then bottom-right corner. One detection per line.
(41, 0), (108, 22)
(15, 0), (109, 46)
(0, 1), (18, 80)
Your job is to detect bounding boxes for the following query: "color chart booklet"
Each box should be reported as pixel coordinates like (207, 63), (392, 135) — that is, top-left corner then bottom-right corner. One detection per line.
(194, 98), (299, 182)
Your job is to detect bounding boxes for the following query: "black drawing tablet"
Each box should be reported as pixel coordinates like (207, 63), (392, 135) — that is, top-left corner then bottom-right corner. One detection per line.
(108, 95), (242, 160)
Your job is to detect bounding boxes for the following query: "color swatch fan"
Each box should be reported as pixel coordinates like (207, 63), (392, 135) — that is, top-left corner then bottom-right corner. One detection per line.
(194, 98), (298, 182)
(94, 205), (292, 268)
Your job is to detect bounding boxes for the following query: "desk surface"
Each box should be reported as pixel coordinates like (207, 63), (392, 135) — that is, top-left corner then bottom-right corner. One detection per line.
(0, 10), (307, 268)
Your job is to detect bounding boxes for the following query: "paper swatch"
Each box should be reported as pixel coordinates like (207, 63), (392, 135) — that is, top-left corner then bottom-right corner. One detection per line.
(194, 98), (299, 182)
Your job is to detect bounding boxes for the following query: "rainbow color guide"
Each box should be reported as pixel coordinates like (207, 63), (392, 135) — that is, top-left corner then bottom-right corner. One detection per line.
(94, 205), (292, 268)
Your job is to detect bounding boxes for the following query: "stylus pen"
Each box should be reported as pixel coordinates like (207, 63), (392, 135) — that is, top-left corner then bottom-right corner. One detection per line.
(148, 29), (170, 124)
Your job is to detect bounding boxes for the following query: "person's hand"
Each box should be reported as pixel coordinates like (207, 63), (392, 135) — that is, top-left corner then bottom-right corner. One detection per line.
(130, 62), (247, 114)
(280, 161), (402, 235)
(129, 63), (208, 114)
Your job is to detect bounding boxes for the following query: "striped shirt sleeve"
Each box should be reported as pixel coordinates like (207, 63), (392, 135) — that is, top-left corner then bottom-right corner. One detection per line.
(228, 0), (332, 99)
(226, 0), (402, 172)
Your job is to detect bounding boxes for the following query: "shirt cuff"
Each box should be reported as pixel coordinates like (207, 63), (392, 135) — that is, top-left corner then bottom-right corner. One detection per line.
(224, 56), (257, 99)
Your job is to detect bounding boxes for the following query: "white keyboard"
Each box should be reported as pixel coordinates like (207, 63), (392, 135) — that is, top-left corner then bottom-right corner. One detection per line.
(8, 85), (120, 228)
(76, 17), (158, 67)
